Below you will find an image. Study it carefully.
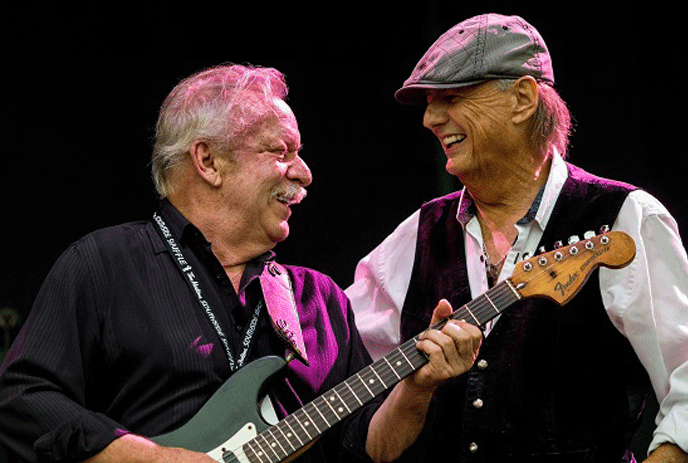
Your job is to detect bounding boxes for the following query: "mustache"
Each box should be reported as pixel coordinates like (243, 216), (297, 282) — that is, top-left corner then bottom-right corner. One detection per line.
(270, 182), (307, 205)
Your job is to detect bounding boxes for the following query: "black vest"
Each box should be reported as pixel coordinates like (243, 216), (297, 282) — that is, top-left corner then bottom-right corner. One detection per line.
(400, 164), (650, 462)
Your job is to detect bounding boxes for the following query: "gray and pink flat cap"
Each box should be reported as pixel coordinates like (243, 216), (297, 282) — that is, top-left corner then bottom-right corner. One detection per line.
(395, 13), (555, 104)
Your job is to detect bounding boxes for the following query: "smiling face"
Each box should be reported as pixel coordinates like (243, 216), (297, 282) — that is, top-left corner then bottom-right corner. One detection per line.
(423, 82), (518, 183)
(219, 100), (312, 248)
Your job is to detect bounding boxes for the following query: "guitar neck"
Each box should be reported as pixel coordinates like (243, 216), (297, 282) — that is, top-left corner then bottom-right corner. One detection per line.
(236, 280), (521, 463)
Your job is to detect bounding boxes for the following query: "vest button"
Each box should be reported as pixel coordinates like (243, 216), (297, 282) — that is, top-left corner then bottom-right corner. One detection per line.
(472, 398), (484, 409)
(469, 442), (479, 453)
(477, 359), (488, 370)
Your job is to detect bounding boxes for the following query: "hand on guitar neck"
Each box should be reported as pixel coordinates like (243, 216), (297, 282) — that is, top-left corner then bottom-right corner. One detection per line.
(404, 299), (483, 396)
(365, 299), (483, 463)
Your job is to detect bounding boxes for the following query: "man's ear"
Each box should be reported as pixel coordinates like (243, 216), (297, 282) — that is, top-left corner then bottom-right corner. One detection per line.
(189, 140), (224, 188)
(511, 76), (539, 125)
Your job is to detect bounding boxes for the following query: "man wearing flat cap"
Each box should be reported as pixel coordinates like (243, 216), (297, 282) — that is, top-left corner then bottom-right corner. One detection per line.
(347, 13), (688, 462)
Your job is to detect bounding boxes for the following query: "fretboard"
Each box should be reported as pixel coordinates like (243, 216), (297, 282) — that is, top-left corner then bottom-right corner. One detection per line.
(232, 280), (521, 463)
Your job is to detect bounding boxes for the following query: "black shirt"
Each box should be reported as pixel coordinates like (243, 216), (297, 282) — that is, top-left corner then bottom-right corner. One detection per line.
(0, 200), (375, 462)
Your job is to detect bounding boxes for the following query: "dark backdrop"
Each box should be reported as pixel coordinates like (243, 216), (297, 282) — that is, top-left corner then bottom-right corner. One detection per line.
(2, 1), (684, 458)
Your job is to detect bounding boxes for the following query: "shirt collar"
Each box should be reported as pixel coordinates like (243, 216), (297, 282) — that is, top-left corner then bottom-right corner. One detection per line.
(154, 199), (276, 289)
(456, 149), (569, 230)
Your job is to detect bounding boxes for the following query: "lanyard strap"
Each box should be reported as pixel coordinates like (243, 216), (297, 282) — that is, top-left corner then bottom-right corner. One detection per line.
(152, 212), (261, 372)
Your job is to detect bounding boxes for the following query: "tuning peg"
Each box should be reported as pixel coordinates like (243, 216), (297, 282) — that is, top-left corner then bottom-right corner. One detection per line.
(599, 224), (610, 234)
(538, 246), (546, 255)
(567, 235), (580, 245)
(583, 230), (595, 240)
(553, 240), (563, 249)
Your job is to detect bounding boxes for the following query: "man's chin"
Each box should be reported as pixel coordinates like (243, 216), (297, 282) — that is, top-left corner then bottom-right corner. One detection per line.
(270, 223), (290, 244)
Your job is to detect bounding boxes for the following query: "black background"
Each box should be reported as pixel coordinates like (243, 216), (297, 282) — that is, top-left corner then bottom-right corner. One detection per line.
(2, 1), (685, 455)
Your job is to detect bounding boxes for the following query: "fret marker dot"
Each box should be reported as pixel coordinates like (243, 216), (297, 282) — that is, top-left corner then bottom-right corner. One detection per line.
(369, 379), (375, 384)
(271, 443), (277, 447)
(330, 396), (335, 401)
(305, 421), (310, 426)
(287, 432), (292, 437)
(338, 407), (344, 413)
(396, 361), (402, 366)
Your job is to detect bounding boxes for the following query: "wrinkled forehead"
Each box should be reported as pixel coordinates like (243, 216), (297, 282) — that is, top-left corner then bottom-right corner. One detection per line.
(273, 98), (301, 141)
(240, 98), (300, 148)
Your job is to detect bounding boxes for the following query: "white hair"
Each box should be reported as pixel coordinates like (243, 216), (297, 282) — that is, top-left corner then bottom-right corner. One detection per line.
(151, 64), (288, 197)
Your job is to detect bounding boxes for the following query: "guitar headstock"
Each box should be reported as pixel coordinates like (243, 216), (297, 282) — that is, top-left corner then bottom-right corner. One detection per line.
(510, 230), (636, 305)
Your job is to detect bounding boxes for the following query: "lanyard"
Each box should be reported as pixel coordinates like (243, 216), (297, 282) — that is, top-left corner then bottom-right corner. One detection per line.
(152, 212), (261, 372)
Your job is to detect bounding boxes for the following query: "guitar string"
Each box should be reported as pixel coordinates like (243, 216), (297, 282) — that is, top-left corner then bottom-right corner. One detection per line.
(229, 288), (517, 462)
(223, 242), (602, 462)
(237, 285), (525, 462)
(226, 284), (519, 463)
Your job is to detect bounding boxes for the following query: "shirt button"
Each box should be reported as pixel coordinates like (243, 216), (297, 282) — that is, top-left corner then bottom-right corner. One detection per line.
(477, 359), (488, 370)
(472, 398), (484, 409)
(469, 442), (479, 453)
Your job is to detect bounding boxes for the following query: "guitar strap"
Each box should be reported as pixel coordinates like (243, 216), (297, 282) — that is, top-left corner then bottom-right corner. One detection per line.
(259, 262), (309, 367)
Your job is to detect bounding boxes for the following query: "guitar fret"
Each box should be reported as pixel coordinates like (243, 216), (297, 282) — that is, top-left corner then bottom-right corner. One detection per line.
(356, 370), (375, 397)
(301, 407), (320, 435)
(374, 356), (400, 388)
(245, 438), (267, 463)
(388, 349), (415, 377)
(266, 427), (287, 460)
(257, 433), (278, 463)
(311, 399), (331, 429)
(483, 293), (500, 314)
(383, 356), (402, 380)
(505, 278), (522, 299)
(343, 381), (363, 406)
(370, 366), (387, 389)
(333, 389), (351, 413)
(323, 393), (342, 420)
(401, 339), (427, 369)
(356, 371), (375, 398)
(462, 304), (481, 325)
(272, 423), (296, 453)
(282, 417), (304, 447)
(397, 344), (415, 370)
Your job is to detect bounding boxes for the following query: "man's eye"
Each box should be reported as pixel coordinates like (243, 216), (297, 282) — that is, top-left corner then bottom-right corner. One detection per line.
(270, 148), (288, 158)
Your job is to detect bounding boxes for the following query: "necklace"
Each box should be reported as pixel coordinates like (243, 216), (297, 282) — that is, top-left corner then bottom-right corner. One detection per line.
(482, 242), (508, 282)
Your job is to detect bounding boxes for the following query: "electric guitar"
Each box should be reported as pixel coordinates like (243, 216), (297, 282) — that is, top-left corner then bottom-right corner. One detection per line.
(151, 230), (636, 463)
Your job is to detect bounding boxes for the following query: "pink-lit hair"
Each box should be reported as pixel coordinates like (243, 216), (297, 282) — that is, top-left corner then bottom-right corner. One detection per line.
(532, 82), (572, 159)
(152, 64), (288, 197)
(495, 79), (572, 159)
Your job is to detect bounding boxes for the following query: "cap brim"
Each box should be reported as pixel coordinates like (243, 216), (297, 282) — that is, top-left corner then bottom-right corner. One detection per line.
(394, 79), (492, 105)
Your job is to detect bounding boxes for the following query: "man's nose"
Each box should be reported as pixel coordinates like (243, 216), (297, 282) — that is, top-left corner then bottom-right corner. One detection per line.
(423, 101), (448, 130)
(287, 155), (312, 187)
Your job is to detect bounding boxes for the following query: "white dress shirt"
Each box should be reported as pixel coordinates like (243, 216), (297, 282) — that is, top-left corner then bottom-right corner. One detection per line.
(345, 152), (688, 453)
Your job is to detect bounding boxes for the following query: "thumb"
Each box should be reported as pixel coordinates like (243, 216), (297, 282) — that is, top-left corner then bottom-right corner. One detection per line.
(429, 299), (453, 326)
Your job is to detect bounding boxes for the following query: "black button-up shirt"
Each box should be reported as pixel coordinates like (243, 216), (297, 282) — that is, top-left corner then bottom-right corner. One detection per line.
(0, 200), (374, 462)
